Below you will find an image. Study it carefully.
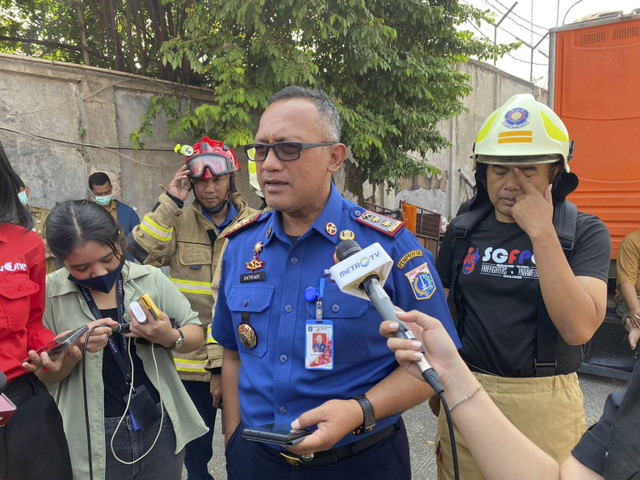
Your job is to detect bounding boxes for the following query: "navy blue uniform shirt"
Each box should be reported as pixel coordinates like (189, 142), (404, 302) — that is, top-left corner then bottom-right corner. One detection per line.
(213, 184), (460, 448)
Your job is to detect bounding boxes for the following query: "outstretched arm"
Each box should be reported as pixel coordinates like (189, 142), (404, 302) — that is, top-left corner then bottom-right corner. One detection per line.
(380, 311), (602, 480)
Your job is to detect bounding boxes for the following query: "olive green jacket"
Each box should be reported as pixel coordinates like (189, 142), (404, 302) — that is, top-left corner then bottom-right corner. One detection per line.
(44, 262), (208, 480)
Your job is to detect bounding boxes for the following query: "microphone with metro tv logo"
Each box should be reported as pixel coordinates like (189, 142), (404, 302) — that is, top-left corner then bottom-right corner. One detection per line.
(329, 240), (444, 394)
(0, 371), (17, 427)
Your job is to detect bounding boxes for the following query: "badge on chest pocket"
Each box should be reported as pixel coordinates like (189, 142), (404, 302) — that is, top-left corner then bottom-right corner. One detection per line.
(305, 320), (334, 370)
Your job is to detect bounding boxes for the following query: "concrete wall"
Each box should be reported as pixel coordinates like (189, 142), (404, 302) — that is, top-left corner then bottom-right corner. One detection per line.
(393, 60), (545, 224)
(0, 54), (542, 225)
(0, 54), (261, 218)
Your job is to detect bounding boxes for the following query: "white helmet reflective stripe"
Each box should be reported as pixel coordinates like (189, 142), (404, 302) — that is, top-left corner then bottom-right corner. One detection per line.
(247, 155), (263, 199)
(474, 93), (573, 172)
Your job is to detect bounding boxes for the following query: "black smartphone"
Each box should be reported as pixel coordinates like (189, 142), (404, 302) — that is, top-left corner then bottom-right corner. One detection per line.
(23, 325), (89, 363)
(242, 423), (312, 446)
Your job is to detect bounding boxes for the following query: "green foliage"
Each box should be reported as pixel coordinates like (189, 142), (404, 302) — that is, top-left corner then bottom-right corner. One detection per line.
(151, 0), (513, 189)
(1, 0), (516, 190)
(0, 0), (192, 80)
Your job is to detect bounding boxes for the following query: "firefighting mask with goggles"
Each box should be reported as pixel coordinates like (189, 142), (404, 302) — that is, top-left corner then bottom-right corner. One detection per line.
(176, 137), (240, 214)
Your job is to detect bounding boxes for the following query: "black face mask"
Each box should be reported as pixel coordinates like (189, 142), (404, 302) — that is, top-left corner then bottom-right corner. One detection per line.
(68, 259), (124, 294)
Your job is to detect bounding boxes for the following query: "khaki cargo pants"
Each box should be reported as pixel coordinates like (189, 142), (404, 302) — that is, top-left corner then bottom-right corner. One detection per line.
(436, 372), (586, 480)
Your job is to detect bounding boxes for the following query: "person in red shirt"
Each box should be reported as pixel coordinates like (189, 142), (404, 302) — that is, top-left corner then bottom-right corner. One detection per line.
(0, 141), (75, 479)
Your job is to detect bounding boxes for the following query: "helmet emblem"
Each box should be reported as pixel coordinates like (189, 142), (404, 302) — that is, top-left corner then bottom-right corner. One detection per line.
(503, 108), (529, 129)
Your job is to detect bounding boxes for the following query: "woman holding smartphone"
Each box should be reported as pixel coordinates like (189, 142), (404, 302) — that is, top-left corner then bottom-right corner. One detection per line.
(0, 141), (73, 479)
(43, 199), (207, 480)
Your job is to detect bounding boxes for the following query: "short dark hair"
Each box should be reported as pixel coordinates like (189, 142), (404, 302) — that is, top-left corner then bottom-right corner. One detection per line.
(0, 139), (33, 229)
(269, 86), (341, 142)
(88, 172), (112, 189)
(46, 200), (126, 262)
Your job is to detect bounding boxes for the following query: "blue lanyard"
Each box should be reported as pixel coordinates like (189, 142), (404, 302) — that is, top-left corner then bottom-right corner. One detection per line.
(78, 279), (131, 384)
(316, 277), (326, 321)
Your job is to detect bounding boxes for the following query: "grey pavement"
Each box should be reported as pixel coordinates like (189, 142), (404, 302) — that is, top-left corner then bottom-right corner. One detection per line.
(184, 372), (629, 480)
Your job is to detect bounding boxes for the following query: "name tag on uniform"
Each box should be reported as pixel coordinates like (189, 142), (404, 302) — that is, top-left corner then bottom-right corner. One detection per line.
(305, 320), (334, 370)
(241, 272), (266, 283)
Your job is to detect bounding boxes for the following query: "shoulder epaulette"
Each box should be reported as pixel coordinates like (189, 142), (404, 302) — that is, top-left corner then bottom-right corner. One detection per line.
(223, 212), (266, 238)
(355, 209), (404, 237)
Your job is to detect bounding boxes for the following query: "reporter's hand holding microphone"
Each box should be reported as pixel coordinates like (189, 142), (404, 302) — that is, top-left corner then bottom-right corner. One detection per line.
(380, 312), (481, 409)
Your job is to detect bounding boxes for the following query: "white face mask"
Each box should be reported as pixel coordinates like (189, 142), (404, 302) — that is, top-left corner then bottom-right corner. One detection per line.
(17, 191), (28, 206)
(94, 194), (112, 206)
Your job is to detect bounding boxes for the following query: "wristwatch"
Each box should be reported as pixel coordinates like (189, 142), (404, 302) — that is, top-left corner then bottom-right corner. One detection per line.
(351, 394), (376, 435)
(171, 328), (184, 350)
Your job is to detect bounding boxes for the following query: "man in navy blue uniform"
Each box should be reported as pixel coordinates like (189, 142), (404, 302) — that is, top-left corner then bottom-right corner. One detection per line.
(212, 86), (460, 479)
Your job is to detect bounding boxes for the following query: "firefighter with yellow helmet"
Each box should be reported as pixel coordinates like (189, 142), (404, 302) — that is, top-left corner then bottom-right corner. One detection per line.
(246, 149), (266, 208)
(127, 137), (257, 480)
(434, 94), (611, 480)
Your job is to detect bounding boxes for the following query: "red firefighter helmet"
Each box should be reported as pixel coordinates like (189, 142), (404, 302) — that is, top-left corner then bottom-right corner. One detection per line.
(181, 137), (240, 179)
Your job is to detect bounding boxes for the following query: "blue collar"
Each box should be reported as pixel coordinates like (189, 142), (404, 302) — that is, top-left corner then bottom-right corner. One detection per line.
(265, 183), (343, 246)
(202, 201), (238, 230)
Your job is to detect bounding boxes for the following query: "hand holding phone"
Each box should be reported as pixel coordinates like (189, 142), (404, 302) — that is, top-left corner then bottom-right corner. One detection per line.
(242, 423), (312, 446)
(23, 325), (89, 364)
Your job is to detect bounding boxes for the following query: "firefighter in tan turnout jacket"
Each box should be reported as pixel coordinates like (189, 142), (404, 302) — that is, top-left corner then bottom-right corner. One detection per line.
(128, 137), (257, 480)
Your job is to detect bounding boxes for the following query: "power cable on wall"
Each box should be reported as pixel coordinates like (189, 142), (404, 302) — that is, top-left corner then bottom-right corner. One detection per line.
(5, 72), (192, 119)
(2, 71), (194, 167)
(0, 125), (182, 168)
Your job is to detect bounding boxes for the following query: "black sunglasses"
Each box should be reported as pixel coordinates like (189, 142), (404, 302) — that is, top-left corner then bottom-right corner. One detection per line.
(243, 142), (337, 162)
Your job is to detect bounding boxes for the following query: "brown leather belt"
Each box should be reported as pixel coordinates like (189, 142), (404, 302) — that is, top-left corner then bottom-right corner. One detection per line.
(267, 420), (400, 467)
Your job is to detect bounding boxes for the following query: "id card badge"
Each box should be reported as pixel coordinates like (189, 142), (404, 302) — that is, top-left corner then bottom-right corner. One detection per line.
(305, 320), (334, 370)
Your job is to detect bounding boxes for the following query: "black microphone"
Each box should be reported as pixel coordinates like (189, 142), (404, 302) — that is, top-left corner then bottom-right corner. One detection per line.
(0, 371), (17, 426)
(334, 240), (444, 394)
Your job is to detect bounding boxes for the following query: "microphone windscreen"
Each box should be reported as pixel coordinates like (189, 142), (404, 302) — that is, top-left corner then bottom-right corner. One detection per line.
(335, 240), (361, 262)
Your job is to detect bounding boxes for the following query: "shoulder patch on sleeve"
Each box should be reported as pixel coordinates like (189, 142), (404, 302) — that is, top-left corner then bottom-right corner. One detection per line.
(397, 249), (423, 269)
(224, 212), (265, 238)
(405, 262), (436, 300)
(356, 210), (404, 237)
